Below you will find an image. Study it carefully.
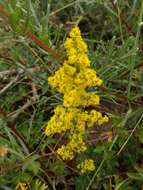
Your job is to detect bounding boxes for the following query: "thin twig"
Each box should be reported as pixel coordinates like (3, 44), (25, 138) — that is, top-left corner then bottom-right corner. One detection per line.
(0, 75), (20, 95)
(0, 3), (9, 17)
(31, 82), (39, 101)
(0, 66), (41, 79)
(26, 31), (63, 63)
(8, 97), (37, 121)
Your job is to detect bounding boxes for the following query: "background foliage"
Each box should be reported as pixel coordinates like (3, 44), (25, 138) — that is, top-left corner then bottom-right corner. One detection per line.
(0, 0), (143, 189)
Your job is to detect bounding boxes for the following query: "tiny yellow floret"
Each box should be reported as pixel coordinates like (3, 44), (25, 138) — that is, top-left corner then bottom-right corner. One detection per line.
(16, 182), (28, 190)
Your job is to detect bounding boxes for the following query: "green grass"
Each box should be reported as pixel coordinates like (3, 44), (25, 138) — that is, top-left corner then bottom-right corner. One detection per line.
(0, 0), (143, 189)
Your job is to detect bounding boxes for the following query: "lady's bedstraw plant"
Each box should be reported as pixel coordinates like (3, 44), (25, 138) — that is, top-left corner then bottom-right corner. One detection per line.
(45, 27), (109, 174)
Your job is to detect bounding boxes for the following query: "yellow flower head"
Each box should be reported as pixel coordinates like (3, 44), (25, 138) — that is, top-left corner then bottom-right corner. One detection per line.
(45, 26), (109, 173)
(77, 159), (95, 174)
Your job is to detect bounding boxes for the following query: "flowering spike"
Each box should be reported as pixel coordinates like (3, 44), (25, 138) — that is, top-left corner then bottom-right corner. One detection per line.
(45, 27), (109, 173)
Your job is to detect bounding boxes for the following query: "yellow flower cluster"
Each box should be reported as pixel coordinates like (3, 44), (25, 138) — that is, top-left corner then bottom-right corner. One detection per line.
(45, 106), (108, 137)
(63, 89), (100, 107)
(87, 110), (109, 127)
(16, 182), (28, 190)
(57, 133), (86, 160)
(45, 106), (77, 136)
(45, 27), (109, 173)
(77, 159), (95, 174)
(48, 27), (102, 107)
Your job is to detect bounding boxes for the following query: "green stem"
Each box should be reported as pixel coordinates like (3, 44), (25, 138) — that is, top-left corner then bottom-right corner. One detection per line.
(127, 1), (143, 101)
(116, 1), (124, 44)
(86, 158), (105, 190)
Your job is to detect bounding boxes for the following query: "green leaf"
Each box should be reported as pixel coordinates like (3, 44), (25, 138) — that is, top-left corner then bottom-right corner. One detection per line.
(22, 154), (41, 175)
(27, 161), (41, 175)
(33, 180), (49, 190)
(48, 160), (67, 175)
